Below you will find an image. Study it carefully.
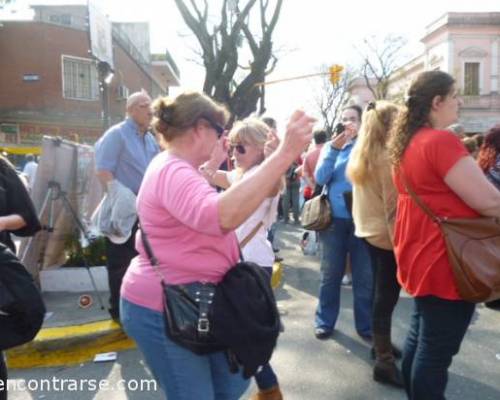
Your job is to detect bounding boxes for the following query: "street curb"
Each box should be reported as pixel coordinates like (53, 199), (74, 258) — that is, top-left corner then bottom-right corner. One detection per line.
(6, 320), (136, 369)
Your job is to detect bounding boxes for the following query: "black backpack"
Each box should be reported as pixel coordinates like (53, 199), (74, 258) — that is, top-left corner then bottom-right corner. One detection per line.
(0, 243), (45, 350)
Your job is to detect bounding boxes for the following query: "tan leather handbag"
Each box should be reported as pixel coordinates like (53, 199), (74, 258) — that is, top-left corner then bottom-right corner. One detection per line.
(300, 186), (332, 231)
(403, 177), (500, 303)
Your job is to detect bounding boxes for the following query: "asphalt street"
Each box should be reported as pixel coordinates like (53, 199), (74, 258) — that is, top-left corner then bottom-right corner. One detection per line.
(7, 222), (500, 400)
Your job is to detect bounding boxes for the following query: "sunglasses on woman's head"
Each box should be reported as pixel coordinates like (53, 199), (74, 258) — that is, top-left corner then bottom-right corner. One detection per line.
(230, 144), (246, 154)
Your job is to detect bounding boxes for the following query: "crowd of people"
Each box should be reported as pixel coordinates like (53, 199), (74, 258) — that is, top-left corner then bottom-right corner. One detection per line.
(1, 69), (499, 400)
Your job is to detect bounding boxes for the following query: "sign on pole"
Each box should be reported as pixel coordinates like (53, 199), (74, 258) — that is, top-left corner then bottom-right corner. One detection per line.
(87, 0), (114, 68)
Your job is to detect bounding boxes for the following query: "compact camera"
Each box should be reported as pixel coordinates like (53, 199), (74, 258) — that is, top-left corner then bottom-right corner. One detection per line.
(333, 122), (345, 136)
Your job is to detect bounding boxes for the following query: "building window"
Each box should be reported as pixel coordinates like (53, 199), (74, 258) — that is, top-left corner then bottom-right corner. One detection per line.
(464, 62), (480, 96)
(62, 56), (99, 101)
(49, 14), (72, 26)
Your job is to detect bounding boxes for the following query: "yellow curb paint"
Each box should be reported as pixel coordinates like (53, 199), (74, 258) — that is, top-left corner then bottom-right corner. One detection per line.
(6, 320), (136, 369)
(34, 320), (121, 341)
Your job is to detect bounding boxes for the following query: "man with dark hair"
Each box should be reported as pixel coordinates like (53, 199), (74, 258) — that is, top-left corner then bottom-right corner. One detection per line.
(94, 91), (159, 321)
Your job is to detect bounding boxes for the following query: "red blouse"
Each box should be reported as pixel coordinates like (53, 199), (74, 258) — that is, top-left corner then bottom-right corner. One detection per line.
(393, 127), (479, 300)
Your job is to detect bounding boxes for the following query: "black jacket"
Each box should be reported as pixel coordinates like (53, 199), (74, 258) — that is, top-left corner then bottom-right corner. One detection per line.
(0, 158), (41, 252)
(0, 243), (45, 350)
(212, 262), (280, 378)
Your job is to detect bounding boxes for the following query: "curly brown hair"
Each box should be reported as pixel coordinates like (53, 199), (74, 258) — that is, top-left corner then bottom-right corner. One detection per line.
(477, 124), (500, 172)
(388, 71), (456, 165)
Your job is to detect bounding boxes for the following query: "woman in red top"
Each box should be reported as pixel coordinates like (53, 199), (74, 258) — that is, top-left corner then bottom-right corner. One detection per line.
(388, 70), (500, 400)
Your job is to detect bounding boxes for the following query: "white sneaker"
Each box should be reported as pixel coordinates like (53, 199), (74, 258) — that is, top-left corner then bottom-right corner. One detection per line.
(341, 274), (352, 286)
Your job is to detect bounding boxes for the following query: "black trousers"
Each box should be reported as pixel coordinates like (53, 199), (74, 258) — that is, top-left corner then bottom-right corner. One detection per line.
(105, 225), (138, 319)
(0, 352), (6, 400)
(366, 242), (401, 336)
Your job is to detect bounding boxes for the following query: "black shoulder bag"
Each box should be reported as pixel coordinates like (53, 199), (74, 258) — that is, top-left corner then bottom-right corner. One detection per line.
(139, 224), (225, 355)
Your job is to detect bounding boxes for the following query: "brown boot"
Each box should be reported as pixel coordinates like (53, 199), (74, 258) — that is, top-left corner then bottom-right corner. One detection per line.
(249, 385), (283, 400)
(373, 334), (404, 388)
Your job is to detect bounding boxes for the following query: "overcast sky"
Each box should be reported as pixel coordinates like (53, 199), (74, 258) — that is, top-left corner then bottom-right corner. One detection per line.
(14, 0), (500, 126)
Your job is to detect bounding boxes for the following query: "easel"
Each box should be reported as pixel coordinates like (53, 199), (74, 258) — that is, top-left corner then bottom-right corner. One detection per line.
(20, 139), (105, 310)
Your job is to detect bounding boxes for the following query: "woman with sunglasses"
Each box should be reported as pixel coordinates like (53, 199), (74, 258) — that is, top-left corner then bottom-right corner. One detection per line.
(120, 92), (314, 400)
(200, 118), (283, 400)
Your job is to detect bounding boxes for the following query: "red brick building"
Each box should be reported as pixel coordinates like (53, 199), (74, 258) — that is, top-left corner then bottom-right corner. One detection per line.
(0, 4), (180, 153)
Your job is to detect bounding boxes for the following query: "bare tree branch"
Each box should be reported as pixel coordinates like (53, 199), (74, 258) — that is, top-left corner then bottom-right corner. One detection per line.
(312, 65), (353, 134)
(357, 34), (407, 99)
(174, 0), (284, 119)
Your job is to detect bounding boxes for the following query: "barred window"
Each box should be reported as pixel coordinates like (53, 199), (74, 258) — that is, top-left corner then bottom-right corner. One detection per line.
(464, 62), (480, 96)
(62, 56), (99, 101)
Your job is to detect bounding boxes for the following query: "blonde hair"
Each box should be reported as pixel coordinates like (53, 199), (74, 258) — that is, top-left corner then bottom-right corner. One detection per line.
(347, 101), (400, 185)
(228, 118), (269, 149)
(152, 91), (229, 143)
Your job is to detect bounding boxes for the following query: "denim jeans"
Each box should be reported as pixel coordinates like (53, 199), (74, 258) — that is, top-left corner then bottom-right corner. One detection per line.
(366, 243), (401, 336)
(120, 298), (250, 400)
(315, 218), (373, 337)
(402, 296), (475, 400)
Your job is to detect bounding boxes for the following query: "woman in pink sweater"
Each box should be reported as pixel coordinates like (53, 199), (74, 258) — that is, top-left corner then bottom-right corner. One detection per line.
(120, 91), (314, 400)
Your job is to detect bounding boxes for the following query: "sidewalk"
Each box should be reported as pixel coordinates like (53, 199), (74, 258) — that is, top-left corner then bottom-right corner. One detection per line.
(6, 291), (135, 369)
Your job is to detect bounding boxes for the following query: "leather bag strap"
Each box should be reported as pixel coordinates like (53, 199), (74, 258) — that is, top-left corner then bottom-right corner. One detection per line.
(399, 168), (442, 224)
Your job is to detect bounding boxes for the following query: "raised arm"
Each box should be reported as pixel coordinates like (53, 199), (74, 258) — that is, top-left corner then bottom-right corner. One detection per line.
(218, 111), (315, 231)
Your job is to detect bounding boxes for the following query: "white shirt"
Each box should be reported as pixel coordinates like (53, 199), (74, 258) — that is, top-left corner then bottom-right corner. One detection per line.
(22, 161), (38, 189)
(228, 167), (279, 267)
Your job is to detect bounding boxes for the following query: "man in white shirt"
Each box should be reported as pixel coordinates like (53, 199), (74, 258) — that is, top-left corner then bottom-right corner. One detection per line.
(22, 154), (38, 191)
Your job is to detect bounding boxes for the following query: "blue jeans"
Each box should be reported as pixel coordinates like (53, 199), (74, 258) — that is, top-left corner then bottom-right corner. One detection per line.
(315, 218), (373, 337)
(120, 298), (250, 400)
(402, 296), (475, 400)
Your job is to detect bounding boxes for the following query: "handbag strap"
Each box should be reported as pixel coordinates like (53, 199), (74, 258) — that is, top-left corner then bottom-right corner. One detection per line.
(239, 196), (275, 249)
(399, 168), (443, 224)
(240, 221), (263, 249)
(138, 218), (167, 283)
(139, 217), (246, 275)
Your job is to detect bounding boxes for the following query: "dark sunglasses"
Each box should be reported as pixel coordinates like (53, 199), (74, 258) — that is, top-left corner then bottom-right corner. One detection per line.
(230, 144), (246, 154)
(201, 118), (225, 138)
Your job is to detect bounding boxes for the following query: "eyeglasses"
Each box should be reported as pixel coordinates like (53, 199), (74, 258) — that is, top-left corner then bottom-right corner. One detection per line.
(230, 144), (246, 154)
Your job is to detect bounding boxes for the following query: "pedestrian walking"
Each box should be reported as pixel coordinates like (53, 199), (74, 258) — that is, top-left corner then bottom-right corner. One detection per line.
(346, 100), (403, 387)
(0, 154), (41, 400)
(119, 91), (314, 399)
(387, 70), (500, 400)
(94, 90), (159, 321)
(200, 118), (283, 400)
(313, 105), (373, 341)
(477, 124), (500, 310)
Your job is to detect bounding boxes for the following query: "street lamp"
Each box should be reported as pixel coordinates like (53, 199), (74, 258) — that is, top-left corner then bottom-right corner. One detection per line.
(97, 61), (113, 130)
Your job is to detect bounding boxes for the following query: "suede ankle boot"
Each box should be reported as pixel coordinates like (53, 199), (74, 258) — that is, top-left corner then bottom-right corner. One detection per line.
(373, 334), (404, 388)
(250, 385), (283, 400)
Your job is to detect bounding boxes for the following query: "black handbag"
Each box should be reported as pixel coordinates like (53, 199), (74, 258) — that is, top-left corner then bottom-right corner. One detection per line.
(140, 224), (225, 355)
(0, 243), (46, 350)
